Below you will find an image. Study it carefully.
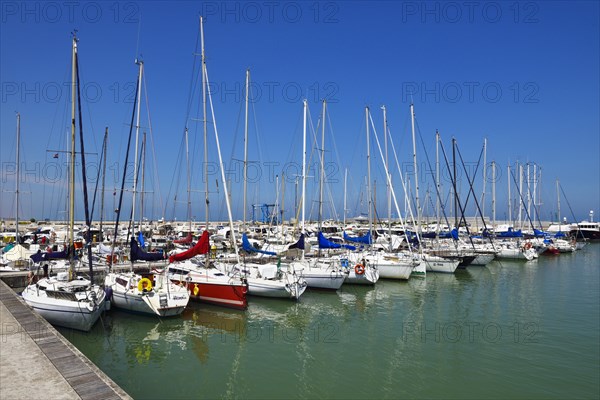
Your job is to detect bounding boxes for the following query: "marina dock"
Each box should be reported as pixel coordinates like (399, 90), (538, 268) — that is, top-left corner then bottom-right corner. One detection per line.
(0, 279), (131, 400)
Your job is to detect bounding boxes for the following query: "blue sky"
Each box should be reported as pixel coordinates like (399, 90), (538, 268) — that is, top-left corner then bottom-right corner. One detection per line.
(1, 1), (599, 225)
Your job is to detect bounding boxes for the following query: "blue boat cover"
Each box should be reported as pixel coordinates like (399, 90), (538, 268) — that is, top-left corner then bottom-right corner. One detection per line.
(343, 231), (372, 244)
(496, 228), (523, 238)
(30, 249), (69, 263)
(242, 233), (276, 256)
(130, 237), (163, 262)
(319, 232), (356, 250)
(138, 231), (146, 249)
(289, 234), (305, 250)
(439, 228), (459, 240)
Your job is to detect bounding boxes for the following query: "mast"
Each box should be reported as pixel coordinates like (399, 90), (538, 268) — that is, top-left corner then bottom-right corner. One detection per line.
(383, 105), (391, 251)
(492, 160), (496, 228)
(436, 130), (441, 233)
(243, 69), (249, 232)
(518, 163), (523, 228)
(318, 100), (326, 232)
(343, 168), (347, 226)
(99, 128), (108, 241)
(301, 99), (307, 234)
(185, 127), (192, 235)
(131, 59), (143, 233)
(452, 136), (458, 229)
(280, 172), (285, 227)
(366, 107), (373, 239)
(556, 179), (561, 227)
(15, 113), (20, 244)
(507, 164), (512, 224)
(201, 16), (209, 231)
(410, 103), (421, 232)
(482, 138), (487, 222)
(140, 132), (146, 229)
(69, 35), (77, 279)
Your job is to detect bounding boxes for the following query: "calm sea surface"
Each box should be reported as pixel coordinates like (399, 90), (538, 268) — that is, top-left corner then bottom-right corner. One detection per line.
(59, 244), (600, 399)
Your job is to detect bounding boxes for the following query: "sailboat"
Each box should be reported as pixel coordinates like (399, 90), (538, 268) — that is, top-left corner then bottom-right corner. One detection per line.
(212, 70), (307, 300)
(167, 16), (248, 310)
(104, 59), (189, 317)
(21, 34), (106, 331)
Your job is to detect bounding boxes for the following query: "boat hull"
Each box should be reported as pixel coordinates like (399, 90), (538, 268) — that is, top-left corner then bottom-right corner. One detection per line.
(247, 278), (307, 299)
(21, 285), (105, 331)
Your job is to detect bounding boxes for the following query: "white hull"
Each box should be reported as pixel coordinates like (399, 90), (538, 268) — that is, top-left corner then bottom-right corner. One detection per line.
(246, 278), (307, 299)
(496, 247), (537, 261)
(423, 255), (460, 273)
(105, 272), (189, 317)
(344, 266), (379, 284)
(470, 253), (496, 266)
(21, 277), (106, 331)
(357, 253), (416, 280)
(286, 261), (346, 290)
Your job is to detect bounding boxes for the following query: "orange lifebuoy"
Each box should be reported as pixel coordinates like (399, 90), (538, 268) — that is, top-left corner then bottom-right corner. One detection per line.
(354, 264), (365, 275)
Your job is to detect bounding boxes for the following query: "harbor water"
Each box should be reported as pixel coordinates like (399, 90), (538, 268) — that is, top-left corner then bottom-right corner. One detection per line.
(58, 244), (600, 399)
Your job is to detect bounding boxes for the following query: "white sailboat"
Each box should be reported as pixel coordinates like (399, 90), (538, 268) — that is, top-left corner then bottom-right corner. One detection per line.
(282, 100), (347, 290)
(104, 58), (189, 317)
(22, 34), (106, 331)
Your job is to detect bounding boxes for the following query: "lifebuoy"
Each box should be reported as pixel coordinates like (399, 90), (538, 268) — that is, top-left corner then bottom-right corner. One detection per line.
(138, 277), (153, 292)
(524, 242), (532, 250)
(355, 264), (366, 275)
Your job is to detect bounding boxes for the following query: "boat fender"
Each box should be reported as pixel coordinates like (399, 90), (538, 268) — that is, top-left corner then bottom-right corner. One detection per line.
(138, 277), (153, 292)
(355, 264), (366, 275)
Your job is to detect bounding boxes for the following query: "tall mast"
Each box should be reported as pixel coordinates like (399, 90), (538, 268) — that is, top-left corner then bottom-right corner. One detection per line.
(366, 107), (373, 239)
(15, 113), (20, 243)
(492, 160), (496, 227)
(99, 128), (108, 241)
(69, 35), (77, 275)
(185, 127), (191, 233)
(301, 99), (307, 234)
(318, 100), (326, 231)
(436, 130), (441, 232)
(482, 138), (487, 222)
(518, 163), (523, 228)
(201, 16), (209, 230)
(140, 131), (147, 228)
(507, 163), (512, 224)
(410, 103), (420, 232)
(131, 59), (143, 231)
(243, 69), (250, 232)
(383, 105), (391, 251)
(452, 137), (458, 229)
(556, 178), (561, 227)
(280, 172), (285, 227)
(343, 168), (347, 226)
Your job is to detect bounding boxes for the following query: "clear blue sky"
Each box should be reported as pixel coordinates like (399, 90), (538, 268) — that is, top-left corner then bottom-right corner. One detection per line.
(1, 1), (599, 225)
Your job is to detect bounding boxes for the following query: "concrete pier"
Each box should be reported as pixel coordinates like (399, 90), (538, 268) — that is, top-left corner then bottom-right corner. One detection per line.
(0, 279), (131, 400)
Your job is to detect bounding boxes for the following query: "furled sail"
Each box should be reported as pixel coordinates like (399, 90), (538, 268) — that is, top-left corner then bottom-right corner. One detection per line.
(343, 231), (372, 245)
(168, 231), (209, 263)
(131, 237), (164, 262)
(241, 233), (276, 256)
(319, 232), (356, 250)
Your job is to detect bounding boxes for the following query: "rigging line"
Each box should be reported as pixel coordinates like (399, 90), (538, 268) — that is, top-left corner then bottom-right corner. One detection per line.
(75, 47), (95, 280)
(558, 182), (583, 239)
(110, 72), (140, 267)
(143, 70), (164, 220)
(413, 122), (453, 234)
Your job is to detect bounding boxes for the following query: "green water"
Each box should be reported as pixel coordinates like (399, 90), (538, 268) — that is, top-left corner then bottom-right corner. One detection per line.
(59, 244), (600, 399)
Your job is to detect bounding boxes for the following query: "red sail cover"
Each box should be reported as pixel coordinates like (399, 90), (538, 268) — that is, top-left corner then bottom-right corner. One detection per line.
(174, 233), (193, 244)
(169, 231), (209, 263)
